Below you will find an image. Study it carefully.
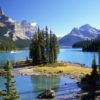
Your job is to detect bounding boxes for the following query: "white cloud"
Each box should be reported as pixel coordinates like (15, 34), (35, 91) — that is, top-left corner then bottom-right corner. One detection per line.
(31, 22), (37, 26)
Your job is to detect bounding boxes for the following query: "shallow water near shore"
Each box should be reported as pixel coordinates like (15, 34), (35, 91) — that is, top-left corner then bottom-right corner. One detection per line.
(0, 75), (80, 100)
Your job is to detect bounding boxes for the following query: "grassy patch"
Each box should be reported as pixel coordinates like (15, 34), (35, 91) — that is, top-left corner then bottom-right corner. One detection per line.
(32, 64), (92, 75)
(17, 62), (92, 80)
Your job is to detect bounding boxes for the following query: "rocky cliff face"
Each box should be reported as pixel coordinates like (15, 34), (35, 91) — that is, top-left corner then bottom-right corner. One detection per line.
(0, 7), (38, 41)
(21, 20), (38, 39)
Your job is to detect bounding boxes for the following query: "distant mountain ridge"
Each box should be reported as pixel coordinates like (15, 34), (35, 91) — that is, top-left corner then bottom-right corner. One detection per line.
(59, 24), (100, 46)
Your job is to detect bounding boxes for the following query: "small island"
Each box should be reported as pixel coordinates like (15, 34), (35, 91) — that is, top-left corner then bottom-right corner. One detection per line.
(14, 27), (92, 81)
(15, 61), (91, 81)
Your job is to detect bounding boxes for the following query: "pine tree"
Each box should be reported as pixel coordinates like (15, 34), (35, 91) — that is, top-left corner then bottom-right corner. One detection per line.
(39, 31), (46, 63)
(30, 26), (59, 65)
(52, 34), (59, 62)
(49, 32), (53, 63)
(37, 27), (40, 35)
(37, 44), (42, 64)
(30, 33), (38, 65)
(49, 31), (59, 63)
(45, 26), (50, 63)
(3, 61), (19, 100)
(92, 55), (98, 75)
(98, 50), (100, 74)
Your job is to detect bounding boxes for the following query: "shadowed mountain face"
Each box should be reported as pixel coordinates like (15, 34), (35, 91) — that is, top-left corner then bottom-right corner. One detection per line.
(59, 24), (100, 46)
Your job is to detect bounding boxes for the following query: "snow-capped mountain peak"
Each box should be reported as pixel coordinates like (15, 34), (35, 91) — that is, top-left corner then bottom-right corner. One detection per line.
(59, 24), (100, 46)
(79, 24), (92, 31)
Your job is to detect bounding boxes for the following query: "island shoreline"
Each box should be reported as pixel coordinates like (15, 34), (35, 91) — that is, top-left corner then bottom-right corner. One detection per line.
(14, 61), (92, 81)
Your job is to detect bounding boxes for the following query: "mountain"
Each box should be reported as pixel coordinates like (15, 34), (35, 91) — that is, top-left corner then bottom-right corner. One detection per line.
(21, 20), (38, 38)
(0, 7), (38, 48)
(59, 24), (100, 46)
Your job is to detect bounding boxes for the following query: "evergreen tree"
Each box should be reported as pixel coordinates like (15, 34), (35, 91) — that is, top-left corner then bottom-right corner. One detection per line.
(30, 26), (59, 65)
(39, 31), (46, 63)
(45, 26), (50, 63)
(91, 55), (98, 75)
(25, 57), (29, 64)
(52, 34), (59, 62)
(73, 37), (100, 52)
(49, 31), (59, 63)
(49, 32), (54, 63)
(98, 50), (100, 74)
(30, 33), (38, 65)
(3, 61), (19, 100)
(37, 27), (40, 35)
(37, 44), (42, 64)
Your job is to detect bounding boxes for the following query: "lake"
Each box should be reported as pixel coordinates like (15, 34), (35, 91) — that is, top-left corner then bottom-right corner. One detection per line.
(0, 48), (98, 100)
(0, 48), (98, 66)
(58, 48), (99, 67)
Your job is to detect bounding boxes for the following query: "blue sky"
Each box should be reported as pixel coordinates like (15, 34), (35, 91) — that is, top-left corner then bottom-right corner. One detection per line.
(0, 0), (100, 36)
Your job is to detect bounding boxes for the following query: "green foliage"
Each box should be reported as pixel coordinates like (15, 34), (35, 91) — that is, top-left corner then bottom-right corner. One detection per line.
(2, 61), (19, 100)
(98, 50), (100, 74)
(25, 57), (30, 64)
(80, 55), (100, 99)
(91, 55), (98, 75)
(52, 34), (59, 62)
(15, 39), (31, 48)
(45, 26), (50, 63)
(49, 32), (59, 63)
(40, 31), (46, 63)
(30, 33), (38, 65)
(0, 26), (8, 36)
(0, 26), (16, 51)
(30, 26), (59, 65)
(0, 36), (16, 51)
(73, 38), (100, 52)
(0, 25), (30, 50)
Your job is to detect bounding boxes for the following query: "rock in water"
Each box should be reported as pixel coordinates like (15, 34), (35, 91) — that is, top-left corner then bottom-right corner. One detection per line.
(37, 90), (55, 99)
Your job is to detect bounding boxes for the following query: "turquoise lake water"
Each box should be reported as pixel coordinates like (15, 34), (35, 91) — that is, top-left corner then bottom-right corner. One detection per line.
(0, 48), (98, 100)
(58, 48), (98, 67)
(0, 48), (98, 66)
(0, 75), (80, 100)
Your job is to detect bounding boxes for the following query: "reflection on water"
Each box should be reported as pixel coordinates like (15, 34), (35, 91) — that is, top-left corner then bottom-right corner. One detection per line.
(31, 76), (60, 92)
(14, 75), (80, 100)
(0, 77), (5, 90)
